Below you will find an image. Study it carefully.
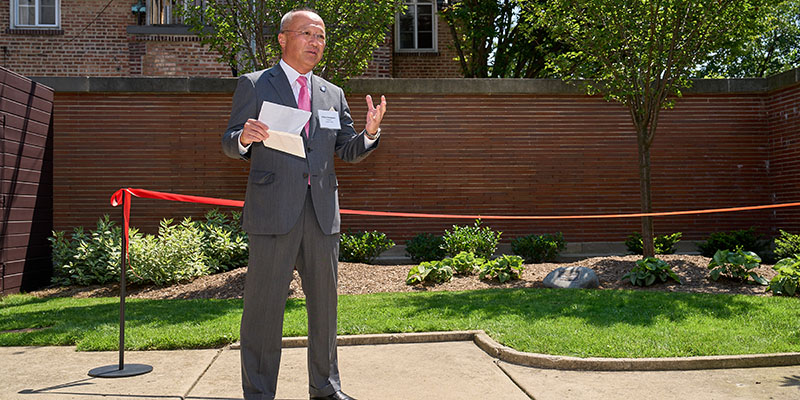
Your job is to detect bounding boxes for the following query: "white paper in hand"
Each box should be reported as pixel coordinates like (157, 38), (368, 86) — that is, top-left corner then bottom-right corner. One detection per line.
(258, 101), (312, 158)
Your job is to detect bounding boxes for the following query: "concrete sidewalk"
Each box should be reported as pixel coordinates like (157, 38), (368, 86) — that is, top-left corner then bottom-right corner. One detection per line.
(1, 336), (799, 400)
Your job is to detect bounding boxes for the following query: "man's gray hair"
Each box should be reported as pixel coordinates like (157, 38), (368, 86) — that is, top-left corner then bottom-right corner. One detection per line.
(280, 7), (320, 32)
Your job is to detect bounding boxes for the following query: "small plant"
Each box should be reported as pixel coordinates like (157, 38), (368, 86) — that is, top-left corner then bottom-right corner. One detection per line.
(406, 261), (454, 285)
(768, 255), (800, 296)
(442, 251), (485, 275)
(128, 218), (208, 286)
(339, 231), (395, 263)
(49, 215), (125, 286)
(511, 232), (566, 263)
(698, 228), (770, 258)
(622, 257), (681, 286)
(405, 233), (446, 263)
(197, 209), (249, 272)
(442, 219), (501, 259)
(773, 229), (800, 260)
(479, 255), (524, 283)
(707, 248), (768, 285)
(624, 232), (682, 255)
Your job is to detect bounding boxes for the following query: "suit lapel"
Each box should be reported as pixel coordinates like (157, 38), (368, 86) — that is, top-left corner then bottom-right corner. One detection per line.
(266, 65), (297, 108)
(309, 74), (325, 140)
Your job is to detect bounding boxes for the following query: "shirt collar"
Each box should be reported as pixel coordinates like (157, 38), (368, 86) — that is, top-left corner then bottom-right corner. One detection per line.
(279, 59), (312, 86)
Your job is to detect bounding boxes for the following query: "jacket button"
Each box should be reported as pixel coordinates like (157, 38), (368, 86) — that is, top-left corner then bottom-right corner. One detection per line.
(307, 147), (312, 153)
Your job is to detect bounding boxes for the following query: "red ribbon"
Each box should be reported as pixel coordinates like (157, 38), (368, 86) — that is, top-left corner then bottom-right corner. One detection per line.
(110, 186), (800, 259)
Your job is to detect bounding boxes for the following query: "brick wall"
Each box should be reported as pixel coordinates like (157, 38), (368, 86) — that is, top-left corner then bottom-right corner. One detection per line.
(362, 35), (393, 78)
(767, 78), (800, 234)
(2, 2), (457, 79)
(392, 17), (461, 78)
(138, 39), (232, 77)
(1, 1), (231, 77)
(46, 77), (799, 246)
(1, 0), (132, 76)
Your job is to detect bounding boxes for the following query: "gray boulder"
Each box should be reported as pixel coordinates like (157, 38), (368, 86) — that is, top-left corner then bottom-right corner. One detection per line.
(543, 266), (599, 289)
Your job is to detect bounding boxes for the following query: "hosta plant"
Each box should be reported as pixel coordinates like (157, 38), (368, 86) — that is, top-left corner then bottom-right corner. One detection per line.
(707, 248), (768, 285)
(479, 255), (524, 283)
(622, 257), (681, 287)
(768, 255), (800, 296)
(406, 261), (454, 285)
(442, 251), (485, 275)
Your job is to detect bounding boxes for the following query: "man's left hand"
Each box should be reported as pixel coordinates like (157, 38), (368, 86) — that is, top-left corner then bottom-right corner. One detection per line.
(365, 95), (387, 136)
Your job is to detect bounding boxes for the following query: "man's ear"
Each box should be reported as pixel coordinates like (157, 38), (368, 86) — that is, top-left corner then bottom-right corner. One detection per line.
(278, 33), (286, 48)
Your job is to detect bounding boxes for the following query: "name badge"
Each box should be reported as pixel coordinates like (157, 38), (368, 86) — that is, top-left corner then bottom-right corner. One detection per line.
(317, 109), (341, 130)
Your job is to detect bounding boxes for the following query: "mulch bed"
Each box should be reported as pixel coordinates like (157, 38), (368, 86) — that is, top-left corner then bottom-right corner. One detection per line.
(29, 255), (779, 300)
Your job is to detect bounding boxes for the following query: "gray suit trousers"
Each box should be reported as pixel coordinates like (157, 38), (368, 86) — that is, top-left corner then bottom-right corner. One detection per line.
(240, 189), (341, 400)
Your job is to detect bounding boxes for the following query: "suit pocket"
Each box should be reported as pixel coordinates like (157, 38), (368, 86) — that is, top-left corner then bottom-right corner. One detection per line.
(250, 170), (275, 185)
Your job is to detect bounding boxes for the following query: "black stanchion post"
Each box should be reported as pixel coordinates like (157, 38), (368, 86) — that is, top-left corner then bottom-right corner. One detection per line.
(88, 192), (153, 378)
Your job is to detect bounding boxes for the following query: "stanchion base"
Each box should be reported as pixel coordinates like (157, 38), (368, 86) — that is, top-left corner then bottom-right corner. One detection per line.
(88, 364), (153, 378)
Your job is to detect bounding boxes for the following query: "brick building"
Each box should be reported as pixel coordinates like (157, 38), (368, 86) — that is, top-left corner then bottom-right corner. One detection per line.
(1, 0), (460, 78)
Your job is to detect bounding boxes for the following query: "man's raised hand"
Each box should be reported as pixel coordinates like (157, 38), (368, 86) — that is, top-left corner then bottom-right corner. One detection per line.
(365, 95), (387, 135)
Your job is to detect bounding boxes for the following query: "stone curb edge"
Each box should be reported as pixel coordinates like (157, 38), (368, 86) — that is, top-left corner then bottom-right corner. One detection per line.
(231, 330), (800, 371)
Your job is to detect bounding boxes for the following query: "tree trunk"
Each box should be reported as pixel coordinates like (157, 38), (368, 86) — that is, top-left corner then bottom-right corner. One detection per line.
(637, 133), (656, 258)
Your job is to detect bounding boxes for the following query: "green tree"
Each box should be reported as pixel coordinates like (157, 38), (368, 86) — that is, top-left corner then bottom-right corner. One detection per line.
(534, 0), (766, 256)
(180, 1), (404, 84)
(441, 0), (567, 78)
(695, 0), (800, 78)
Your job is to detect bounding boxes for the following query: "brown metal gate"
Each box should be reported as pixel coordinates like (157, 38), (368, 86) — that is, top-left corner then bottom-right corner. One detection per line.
(1, 67), (54, 295)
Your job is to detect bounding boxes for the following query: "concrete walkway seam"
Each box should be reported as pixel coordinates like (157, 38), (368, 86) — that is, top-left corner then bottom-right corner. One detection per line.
(230, 330), (800, 372)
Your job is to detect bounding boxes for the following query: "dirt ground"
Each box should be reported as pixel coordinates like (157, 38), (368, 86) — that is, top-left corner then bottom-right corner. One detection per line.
(30, 254), (780, 300)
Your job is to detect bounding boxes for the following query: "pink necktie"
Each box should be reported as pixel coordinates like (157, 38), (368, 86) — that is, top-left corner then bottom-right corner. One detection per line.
(297, 75), (310, 137)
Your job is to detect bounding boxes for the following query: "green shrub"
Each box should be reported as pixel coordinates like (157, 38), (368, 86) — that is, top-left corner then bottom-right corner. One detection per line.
(773, 229), (800, 260)
(50, 215), (126, 286)
(511, 232), (566, 263)
(767, 255), (800, 296)
(128, 218), (209, 286)
(405, 233), (446, 263)
(442, 251), (485, 275)
(339, 231), (395, 264)
(406, 261), (454, 285)
(479, 255), (524, 283)
(50, 211), (249, 287)
(624, 232), (682, 255)
(442, 219), (501, 259)
(698, 228), (770, 258)
(197, 209), (248, 272)
(622, 257), (681, 286)
(707, 248), (768, 285)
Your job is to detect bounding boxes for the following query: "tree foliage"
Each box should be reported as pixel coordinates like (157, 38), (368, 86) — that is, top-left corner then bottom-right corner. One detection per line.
(695, 0), (800, 78)
(180, 0), (404, 85)
(441, 0), (567, 78)
(533, 0), (766, 256)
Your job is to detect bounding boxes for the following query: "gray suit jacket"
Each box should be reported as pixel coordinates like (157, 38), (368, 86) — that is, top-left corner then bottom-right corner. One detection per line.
(222, 65), (378, 235)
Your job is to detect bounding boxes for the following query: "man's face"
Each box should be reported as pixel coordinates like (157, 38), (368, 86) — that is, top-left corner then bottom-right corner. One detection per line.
(278, 11), (326, 74)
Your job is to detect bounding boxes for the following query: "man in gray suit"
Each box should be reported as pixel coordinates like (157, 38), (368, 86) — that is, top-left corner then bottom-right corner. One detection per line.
(221, 8), (386, 400)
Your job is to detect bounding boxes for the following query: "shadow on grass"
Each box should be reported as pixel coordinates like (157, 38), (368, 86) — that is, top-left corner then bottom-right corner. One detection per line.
(354, 288), (771, 328)
(0, 297), (264, 349)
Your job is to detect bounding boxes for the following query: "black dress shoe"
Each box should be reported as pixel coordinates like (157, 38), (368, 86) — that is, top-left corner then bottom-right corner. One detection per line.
(310, 391), (356, 400)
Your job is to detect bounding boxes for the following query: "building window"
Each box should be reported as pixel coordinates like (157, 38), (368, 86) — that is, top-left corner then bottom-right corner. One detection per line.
(396, 0), (437, 52)
(146, 0), (205, 25)
(10, 0), (60, 28)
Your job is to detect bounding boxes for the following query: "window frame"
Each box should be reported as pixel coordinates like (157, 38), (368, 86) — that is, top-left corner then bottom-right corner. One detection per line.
(10, 0), (61, 29)
(145, 0), (205, 26)
(395, 0), (438, 53)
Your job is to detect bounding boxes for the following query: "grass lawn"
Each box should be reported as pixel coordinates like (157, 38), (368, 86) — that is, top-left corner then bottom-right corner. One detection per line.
(1, 288), (798, 358)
